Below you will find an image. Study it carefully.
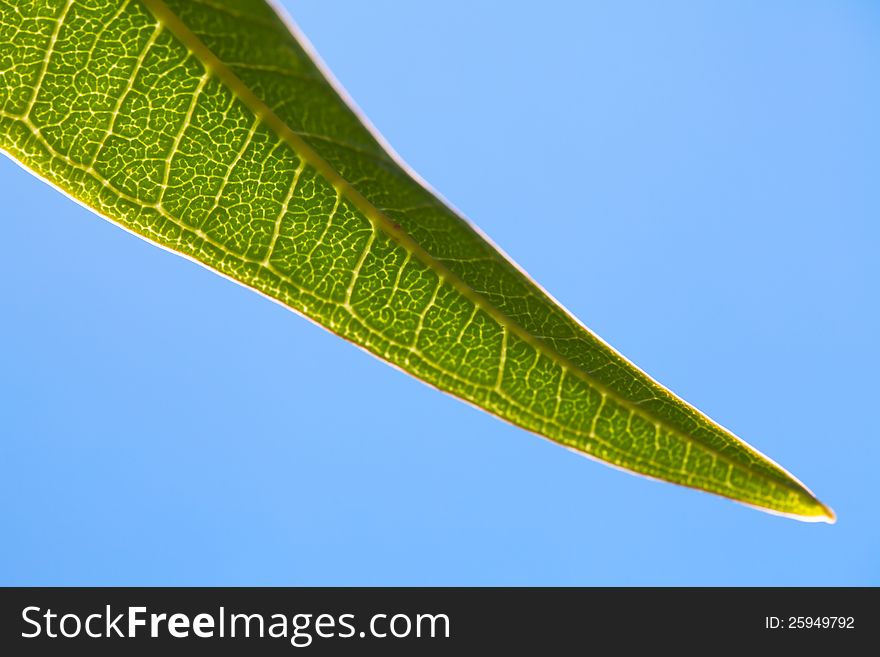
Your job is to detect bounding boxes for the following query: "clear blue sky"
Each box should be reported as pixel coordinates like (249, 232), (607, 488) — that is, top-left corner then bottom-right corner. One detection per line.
(2, 0), (877, 585)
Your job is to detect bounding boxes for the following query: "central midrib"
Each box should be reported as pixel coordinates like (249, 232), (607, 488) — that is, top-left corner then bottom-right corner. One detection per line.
(139, 0), (807, 500)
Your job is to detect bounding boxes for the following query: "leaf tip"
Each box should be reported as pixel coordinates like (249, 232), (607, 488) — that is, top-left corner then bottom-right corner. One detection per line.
(816, 501), (837, 525)
(790, 496), (836, 524)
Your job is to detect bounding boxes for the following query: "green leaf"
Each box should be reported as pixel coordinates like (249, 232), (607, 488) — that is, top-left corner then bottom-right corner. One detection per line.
(0, 0), (833, 522)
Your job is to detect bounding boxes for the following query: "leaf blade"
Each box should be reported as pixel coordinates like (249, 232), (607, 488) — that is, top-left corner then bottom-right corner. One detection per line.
(0, 0), (833, 521)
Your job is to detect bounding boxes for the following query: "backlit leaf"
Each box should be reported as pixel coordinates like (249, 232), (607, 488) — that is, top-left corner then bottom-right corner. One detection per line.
(0, 0), (833, 521)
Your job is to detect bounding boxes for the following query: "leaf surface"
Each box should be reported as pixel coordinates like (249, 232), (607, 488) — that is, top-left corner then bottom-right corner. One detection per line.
(0, 0), (833, 521)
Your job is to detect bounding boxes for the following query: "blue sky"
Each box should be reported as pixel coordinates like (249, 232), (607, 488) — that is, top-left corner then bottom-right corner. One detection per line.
(2, 0), (877, 585)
